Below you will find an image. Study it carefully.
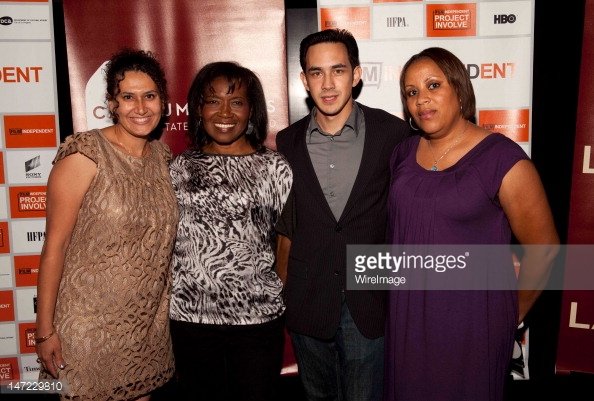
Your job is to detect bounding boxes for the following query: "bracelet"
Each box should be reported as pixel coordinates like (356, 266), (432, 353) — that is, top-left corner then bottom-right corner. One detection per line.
(34, 330), (55, 344)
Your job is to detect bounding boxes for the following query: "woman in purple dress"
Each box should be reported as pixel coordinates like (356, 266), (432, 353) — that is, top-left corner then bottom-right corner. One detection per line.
(384, 47), (559, 401)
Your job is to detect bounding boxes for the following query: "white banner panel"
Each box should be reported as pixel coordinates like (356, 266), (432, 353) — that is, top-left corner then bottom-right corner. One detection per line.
(0, 324), (17, 356)
(14, 288), (36, 321)
(479, 1), (533, 36)
(0, 4), (51, 40)
(5, 150), (54, 185)
(9, 219), (45, 254)
(356, 37), (531, 114)
(0, 42), (56, 113)
(371, 3), (424, 39)
(0, 256), (13, 288)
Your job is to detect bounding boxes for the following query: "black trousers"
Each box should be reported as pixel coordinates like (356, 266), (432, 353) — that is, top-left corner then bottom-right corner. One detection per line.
(170, 316), (285, 401)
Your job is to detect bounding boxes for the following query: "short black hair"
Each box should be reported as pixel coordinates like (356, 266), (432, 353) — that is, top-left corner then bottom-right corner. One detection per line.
(299, 29), (360, 71)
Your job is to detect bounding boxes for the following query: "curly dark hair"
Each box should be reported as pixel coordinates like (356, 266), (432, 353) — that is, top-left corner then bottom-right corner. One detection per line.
(104, 48), (169, 124)
(187, 61), (268, 149)
(399, 47), (476, 122)
(299, 29), (360, 72)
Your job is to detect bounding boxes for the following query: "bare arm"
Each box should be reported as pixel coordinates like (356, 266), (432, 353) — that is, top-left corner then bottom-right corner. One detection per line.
(275, 187), (294, 287)
(498, 159), (560, 323)
(35, 152), (96, 378)
(276, 234), (291, 286)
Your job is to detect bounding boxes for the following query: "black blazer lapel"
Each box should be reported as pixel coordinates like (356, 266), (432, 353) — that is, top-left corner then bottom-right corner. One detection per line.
(339, 106), (389, 222)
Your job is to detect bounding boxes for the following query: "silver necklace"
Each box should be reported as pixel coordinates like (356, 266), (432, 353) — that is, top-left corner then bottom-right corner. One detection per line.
(428, 122), (468, 171)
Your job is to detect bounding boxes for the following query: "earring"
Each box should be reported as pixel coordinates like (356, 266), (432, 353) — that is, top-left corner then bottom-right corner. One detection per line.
(245, 121), (255, 136)
(409, 117), (420, 131)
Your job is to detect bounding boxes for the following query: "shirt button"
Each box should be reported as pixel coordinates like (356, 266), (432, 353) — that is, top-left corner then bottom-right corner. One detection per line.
(335, 224), (342, 233)
(330, 164), (335, 169)
(334, 271), (340, 276)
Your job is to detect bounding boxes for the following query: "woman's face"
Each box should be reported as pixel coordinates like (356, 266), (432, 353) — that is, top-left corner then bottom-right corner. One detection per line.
(109, 71), (162, 137)
(199, 76), (252, 154)
(403, 58), (461, 137)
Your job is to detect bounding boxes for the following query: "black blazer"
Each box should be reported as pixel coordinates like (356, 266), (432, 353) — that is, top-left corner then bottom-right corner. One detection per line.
(276, 103), (410, 339)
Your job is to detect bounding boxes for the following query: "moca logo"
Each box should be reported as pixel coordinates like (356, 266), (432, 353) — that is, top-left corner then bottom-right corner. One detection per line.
(0, 16), (13, 26)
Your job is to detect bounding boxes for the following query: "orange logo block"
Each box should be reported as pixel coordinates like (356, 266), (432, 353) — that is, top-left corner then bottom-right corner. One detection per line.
(15, 255), (40, 287)
(426, 3), (477, 37)
(0, 290), (15, 322)
(0, 358), (20, 381)
(320, 7), (371, 40)
(19, 322), (38, 354)
(4, 115), (57, 148)
(479, 109), (530, 142)
(0, 222), (9, 254)
(9, 186), (47, 219)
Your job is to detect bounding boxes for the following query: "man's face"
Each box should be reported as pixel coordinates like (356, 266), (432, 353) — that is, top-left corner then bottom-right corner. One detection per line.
(300, 42), (361, 123)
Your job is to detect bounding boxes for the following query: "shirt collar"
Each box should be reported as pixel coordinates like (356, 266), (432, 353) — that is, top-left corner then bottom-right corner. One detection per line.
(307, 101), (361, 140)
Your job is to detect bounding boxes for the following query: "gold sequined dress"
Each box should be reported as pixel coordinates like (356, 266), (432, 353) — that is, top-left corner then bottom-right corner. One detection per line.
(40, 130), (178, 400)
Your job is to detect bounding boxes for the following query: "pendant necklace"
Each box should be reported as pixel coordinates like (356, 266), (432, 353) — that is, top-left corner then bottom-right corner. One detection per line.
(428, 121), (468, 171)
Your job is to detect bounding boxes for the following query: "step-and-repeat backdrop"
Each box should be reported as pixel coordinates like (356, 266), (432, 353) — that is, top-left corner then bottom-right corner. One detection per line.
(0, 0), (591, 383)
(315, 0), (533, 154)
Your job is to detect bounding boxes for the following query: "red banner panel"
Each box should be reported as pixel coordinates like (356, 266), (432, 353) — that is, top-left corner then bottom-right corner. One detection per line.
(556, 0), (594, 376)
(62, 0), (287, 155)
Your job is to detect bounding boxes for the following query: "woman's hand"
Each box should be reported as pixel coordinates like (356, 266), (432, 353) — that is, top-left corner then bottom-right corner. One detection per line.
(36, 331), (66, 379)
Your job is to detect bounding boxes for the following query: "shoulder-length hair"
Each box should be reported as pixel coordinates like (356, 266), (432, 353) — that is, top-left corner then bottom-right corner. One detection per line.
(399, 47), (476, 122)
(187, 61), (268, 149)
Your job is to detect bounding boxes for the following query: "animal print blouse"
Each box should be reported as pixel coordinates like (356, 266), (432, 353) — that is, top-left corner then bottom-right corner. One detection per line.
(169, 147), (293, 325)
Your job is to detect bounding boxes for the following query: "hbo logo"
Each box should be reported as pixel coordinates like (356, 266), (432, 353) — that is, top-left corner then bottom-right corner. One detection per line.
(494, 14), (516, 24)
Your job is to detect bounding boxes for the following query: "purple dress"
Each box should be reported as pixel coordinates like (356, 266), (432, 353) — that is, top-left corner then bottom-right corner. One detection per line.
(385, 133), (529, 401)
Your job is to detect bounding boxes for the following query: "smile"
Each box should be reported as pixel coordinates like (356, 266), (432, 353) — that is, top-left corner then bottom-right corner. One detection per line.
(214, 123), (235, 129)
(131, 117), (153, 124)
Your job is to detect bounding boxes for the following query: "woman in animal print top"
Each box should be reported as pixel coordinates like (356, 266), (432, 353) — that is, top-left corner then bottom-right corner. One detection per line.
(169, 61), (293, 401)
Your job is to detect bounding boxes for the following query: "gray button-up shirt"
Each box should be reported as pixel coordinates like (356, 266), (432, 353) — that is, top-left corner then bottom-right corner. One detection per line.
(306, 102), (365, 220)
